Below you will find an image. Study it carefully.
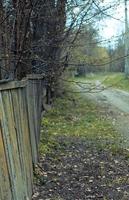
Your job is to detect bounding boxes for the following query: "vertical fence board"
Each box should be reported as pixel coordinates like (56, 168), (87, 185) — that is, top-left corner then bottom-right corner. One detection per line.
(26, 81), (38, 164)
(18, 88), (33, 198)
(0, 121), (12, 200)
(11, 89), (29, 198)
(0, 91), (27, 200)
(0, 76), (45, 200)
(26, 77), (45, 164)
(0, 91), (21, 200)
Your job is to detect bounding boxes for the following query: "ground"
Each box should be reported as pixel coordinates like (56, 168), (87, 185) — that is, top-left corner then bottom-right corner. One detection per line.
(32, 74), (129, 200)
(32, 136), (129, 200)
(77, 73), (129, 148)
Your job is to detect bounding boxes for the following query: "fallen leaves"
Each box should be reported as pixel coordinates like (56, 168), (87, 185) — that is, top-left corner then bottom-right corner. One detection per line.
(33, 137), (129, 200)
(34, 89), (129, 199)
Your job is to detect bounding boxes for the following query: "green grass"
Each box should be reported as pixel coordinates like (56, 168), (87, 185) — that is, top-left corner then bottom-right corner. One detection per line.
(103, 73), (129, 91)
(40, 90), (125, 156)
(75, 72), (129, 91)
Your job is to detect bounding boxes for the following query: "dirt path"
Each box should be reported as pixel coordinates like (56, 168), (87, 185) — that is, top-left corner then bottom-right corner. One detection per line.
(32, 137), (129, 200)
(87, 88), (129, 113)
(83, 86), (129, 149)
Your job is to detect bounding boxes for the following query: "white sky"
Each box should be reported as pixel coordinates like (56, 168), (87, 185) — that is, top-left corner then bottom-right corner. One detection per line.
(98, 0), (127, 46)
(73, 1), (128, 47)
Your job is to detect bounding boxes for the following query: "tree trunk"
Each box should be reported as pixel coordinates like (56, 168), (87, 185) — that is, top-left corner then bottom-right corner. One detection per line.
(13, 0), (32, 79)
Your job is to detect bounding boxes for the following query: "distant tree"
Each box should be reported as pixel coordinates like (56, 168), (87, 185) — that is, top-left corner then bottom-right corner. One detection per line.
(69, 25), (110, 76)
(111, 37), (125, 72)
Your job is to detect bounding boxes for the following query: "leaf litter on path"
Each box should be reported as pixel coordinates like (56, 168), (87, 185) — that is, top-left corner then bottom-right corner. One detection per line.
(32, 136), (129, 200)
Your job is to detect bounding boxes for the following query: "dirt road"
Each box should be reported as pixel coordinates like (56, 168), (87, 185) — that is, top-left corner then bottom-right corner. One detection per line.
(88, 88), (129, 113)
(82, 84), (129, 148)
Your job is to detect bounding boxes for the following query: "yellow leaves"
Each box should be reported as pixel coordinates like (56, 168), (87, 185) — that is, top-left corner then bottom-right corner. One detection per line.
(42, 118), (50, 126)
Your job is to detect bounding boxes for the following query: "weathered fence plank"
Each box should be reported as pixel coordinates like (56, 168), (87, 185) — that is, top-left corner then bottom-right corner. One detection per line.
(26, 75), (45, 164)
(0, 91), (25, 200)
(0, 120), (12, 200)
(0, 75), (45, 200)
(0, 80), (26, 91)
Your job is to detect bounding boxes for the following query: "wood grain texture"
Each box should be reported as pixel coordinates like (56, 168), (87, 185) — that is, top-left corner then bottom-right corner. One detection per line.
(0, 76), (45, 200)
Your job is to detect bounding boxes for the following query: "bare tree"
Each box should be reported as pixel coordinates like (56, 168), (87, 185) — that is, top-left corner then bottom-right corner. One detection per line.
(0, 0), (121, 90)
(12, 0), (33, 79)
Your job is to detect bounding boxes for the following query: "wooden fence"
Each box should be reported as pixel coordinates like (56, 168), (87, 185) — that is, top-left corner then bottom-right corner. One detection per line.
(0, 75), (45, 200)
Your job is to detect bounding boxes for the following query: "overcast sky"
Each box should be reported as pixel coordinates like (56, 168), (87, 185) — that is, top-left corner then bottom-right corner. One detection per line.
(73, 1), (128, 47)
(98, 0), (127, 46)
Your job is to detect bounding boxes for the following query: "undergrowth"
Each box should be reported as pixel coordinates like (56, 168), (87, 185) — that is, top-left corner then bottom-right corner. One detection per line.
(39, 88), (127, 157)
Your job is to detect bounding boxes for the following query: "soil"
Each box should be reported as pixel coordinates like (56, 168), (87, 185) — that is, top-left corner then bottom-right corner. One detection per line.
(32, 85), (129, 200)
(84, 86), (129, 148)
(32, 137), (129, 200)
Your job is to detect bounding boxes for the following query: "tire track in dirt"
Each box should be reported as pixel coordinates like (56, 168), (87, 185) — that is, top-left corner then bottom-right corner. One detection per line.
(82, 85), (129, 149)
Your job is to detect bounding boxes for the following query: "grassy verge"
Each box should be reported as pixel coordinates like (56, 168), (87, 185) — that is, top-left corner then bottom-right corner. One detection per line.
(103, 73), (129, 91)
(75, 72), (129, 91)
(39, 88), (126, 156)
